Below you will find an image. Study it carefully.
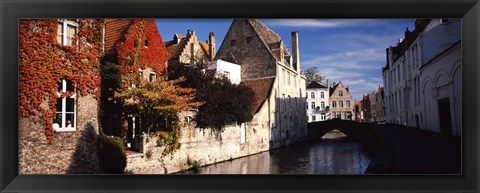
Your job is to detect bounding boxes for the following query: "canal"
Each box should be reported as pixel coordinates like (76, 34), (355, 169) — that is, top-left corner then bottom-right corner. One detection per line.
(180, 131), (371, 174)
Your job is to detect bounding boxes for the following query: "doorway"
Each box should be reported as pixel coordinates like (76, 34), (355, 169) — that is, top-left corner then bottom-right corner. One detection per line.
(438, 98), (453, 135)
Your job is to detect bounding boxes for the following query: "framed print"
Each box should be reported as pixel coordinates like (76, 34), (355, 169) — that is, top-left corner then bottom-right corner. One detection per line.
(1, 0), (479, 192)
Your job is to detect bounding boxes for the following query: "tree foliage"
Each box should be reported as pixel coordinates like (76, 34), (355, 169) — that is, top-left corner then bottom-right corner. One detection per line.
(302, 67), (325, 85)
(168, 63), (256, 131)
(113, 76), (203, 133)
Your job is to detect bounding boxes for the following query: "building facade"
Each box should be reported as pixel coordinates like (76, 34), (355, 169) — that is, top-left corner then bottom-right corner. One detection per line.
(103, 19), (170, 148)
(328, 81), (354, 120)
(383, 19), (461, 136)
(306, 81), (329, 122)
(216, 19), (308, 148)
(19, 19), (104, 174)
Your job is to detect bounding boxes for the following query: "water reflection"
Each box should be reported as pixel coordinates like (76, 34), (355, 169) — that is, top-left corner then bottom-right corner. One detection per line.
(180, 134), (370, 174)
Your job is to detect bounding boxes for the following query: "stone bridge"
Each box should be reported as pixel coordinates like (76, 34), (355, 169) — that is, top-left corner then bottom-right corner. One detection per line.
(307, 119), (377, 152)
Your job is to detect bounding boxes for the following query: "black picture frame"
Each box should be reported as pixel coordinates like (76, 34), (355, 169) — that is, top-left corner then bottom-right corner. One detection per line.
(1, 0), (479, 192)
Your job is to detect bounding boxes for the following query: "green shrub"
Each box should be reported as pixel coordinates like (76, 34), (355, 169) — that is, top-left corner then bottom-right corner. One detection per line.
(191, 160), (202, 173)
(98, 135), (127, 174)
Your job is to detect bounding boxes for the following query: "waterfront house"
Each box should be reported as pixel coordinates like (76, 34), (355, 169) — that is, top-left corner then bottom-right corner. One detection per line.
(306, 81), (330, 122)
(19, 19), (104, 174)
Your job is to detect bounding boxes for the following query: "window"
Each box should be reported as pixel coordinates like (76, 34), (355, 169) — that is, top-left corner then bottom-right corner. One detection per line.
(57, 20), (77, 46)
(311, 102), (315, 110)
(246, 36), (252, 43)
(321, 92), (324, 98)
(149, 72), (156, 82)
(288, 72), (291, 85)
(321, 113), (326, 120)
(339, 101), (343, 108)
(312, 116), (316, 121)
(346, 100), (351, 108)
(332, 101), (337, 108)
(311, 92), (315, 99)
(339, 91), (343, 96)
(145, 39), (149, 47)
(53, 79), (76, 132)
(230, 40), (235, 46)
(321, 101), (325, 108)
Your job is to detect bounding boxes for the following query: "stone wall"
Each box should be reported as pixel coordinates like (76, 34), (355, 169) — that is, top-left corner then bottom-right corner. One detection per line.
(126, 108), (271, 174)
(19, 94), (100, 174)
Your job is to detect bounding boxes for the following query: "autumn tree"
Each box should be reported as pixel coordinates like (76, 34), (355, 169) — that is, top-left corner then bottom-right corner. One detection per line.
(168, 58), (256, 131)
(302, 67), (325, 85)
(113, 75), (202, 135)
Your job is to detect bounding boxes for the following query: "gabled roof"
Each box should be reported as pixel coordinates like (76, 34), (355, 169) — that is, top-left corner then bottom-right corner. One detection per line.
(240, 77), (276, 114)
(329, 82), (349, 96)
(105, 19), (135, 53)
(306, 81), (327, 89)
(246, 19), (291, 62)
(164, 32), (211, 60)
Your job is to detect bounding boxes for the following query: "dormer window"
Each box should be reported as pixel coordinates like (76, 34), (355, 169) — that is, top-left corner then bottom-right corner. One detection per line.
(57, 19), (78, 46)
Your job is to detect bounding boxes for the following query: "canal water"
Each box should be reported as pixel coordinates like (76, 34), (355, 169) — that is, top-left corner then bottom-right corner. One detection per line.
(181, 131), (371, 174)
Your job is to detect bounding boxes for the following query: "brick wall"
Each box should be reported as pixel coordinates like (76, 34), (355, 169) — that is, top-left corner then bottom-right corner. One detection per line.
(19, 94), (100, 174)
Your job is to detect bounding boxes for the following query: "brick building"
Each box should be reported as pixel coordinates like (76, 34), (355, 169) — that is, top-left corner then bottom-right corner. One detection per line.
(216, 19), (308, 148)
(328, 81), (354, 120)
(19, 19), (103, 174)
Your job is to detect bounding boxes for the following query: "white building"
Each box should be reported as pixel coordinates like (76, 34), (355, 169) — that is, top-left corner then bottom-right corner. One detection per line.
(383, 18), (461, 136)
(208, 59), (241, 84)
(306, 81), (329, 122)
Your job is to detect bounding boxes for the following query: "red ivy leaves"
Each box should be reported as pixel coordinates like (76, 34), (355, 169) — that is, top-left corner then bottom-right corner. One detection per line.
(19, 19), (103, 144)
(116, 19), (170, 76)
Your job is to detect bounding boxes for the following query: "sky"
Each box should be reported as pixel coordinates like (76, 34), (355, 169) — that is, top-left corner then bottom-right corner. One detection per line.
(156, 19), (415, 101)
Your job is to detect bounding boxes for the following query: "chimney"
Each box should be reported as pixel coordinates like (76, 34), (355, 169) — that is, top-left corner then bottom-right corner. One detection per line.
(291, 31), (300, 72)
(208, 32), (216, 61)
(279, 40), (285, 64)
(326, 79), (330, 88)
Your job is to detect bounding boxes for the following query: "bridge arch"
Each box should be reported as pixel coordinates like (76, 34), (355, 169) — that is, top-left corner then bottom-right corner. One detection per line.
(307, 119), (376, 147)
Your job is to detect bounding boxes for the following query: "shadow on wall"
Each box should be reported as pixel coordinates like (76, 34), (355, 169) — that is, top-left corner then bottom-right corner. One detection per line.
(269, 97), (308, 149)
(66, 121), (101, 174)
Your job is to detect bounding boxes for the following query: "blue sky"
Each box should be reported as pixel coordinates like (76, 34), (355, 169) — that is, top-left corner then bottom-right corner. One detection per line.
(156, 19), (415, 101)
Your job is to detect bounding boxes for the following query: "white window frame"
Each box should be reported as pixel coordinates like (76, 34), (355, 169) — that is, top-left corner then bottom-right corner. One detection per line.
(311, 102), (315, 110)
(339, 100), (343, 108)
(57, 19), (78, 46)
(321, 92), (324, 98)
(53, 79), (77, 132)
(311, 92), (315, 99)
(149, 72), (156, 82)
(321, 101), (325, 108)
